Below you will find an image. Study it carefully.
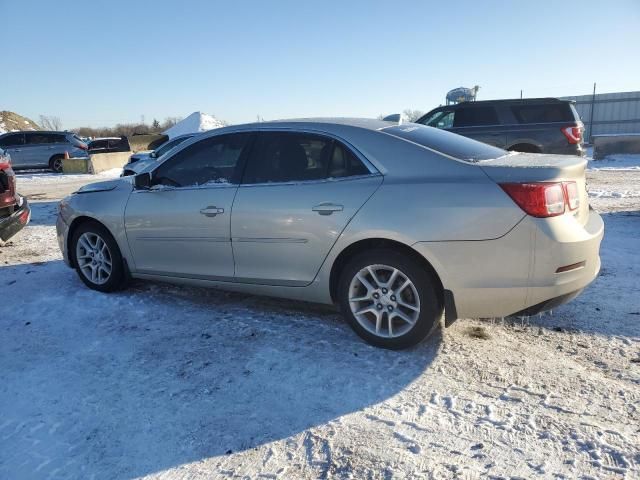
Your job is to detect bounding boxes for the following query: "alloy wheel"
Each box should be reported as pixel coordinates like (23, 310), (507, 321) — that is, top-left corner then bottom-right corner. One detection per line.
(76, 232), (113, 285)
(348, 264), (421, 338)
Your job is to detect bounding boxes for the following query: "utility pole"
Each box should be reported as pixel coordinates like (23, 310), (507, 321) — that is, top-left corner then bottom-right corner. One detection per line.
(520, 89), (523, 99)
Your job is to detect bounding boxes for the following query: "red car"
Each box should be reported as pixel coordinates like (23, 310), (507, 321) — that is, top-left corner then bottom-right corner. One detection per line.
(0, 148), (30, 243)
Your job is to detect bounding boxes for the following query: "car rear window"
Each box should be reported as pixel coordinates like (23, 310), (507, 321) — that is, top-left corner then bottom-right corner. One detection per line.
(381, 124), (506, 162)
(511, 104), (575, 124)
(453, 106), (499, 127)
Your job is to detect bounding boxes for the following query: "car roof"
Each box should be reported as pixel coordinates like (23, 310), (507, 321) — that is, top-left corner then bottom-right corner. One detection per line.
(437, 97), (574, 108)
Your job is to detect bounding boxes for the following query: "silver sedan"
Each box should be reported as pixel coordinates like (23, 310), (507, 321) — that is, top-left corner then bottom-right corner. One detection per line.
(56, 119), (604, 349)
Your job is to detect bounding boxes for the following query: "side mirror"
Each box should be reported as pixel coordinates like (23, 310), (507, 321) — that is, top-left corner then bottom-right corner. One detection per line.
(134, 172), (152, 190)
(150, 151), (158, 159)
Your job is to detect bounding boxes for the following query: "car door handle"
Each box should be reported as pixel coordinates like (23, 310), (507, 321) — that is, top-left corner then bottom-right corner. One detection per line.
(312, 203), (343, 215)
(199, 206), (225, 217)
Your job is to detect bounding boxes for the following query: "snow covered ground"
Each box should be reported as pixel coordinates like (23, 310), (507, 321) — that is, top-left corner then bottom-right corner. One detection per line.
(1, 159), (639, 479)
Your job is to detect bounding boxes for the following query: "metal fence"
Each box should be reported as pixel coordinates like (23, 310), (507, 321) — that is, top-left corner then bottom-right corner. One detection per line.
(560, 90), (640, 142)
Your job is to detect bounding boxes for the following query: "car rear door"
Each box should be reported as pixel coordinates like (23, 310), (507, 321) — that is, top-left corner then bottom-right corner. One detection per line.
(231, 131), (382, 286)
(448, 105), (506, 148)
(124, 132), (253, 279)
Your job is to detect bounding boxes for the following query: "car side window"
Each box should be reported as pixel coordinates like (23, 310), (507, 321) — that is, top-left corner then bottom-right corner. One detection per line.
(0, 134), (24, 148)
(419, 110), (454, 129)
(242, 132), (333, 184)
(25, 133), (51, 145)
(50, 134), (68, 144)
(153, 133), (251, 188)
(328, 143), (370, 178)
(453, 107), (499, 127)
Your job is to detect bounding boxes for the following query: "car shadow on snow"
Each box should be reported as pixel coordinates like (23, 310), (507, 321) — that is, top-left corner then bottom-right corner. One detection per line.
(0, 259), (441, 479)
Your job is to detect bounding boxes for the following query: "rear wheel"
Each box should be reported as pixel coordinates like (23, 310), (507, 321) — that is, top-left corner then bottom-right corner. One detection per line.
(49, 155), (64, 173)
(338, 249), (442, 349)
(71, 222), (126, 292)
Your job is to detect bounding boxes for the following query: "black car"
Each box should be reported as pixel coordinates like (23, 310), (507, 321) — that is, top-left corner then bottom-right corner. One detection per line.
(415, 98), (584, 155)
(88, 136), (131, 154)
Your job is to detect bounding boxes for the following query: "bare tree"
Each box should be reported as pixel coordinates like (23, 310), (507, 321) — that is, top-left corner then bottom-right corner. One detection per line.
(39, 115), (63, 130)
(402, 109), (425, 123)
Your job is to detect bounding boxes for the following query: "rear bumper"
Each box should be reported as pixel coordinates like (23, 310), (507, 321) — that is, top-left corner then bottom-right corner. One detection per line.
(413, 209), (604, 318)
(0, 196), (30, 242)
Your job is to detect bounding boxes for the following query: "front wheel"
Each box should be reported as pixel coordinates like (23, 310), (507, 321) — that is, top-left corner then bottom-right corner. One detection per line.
(71, 222), (126, 292)
(338, 249), (443, 349)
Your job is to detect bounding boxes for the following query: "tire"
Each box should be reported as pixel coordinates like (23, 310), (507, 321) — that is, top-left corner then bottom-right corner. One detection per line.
(71, 221), (127, 292)
(337, 249), (443, 350)
(49, 155), (64, 173)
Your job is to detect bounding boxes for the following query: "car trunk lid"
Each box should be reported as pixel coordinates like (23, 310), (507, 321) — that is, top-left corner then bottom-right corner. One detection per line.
(479, 152), (589, 224)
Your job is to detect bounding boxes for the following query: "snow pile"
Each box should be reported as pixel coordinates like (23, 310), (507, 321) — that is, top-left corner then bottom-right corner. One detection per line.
(588, 153), (640, 171)
(163, 112), (225, 139)
(16, 168), (122, 183)
(589, 188), (640, 198)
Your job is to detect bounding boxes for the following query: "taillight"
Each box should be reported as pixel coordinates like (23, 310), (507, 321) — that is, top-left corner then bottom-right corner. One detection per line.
(563, 181), (580, 211)
(500, 183), (566, 217)
(561, 125), (582, 144)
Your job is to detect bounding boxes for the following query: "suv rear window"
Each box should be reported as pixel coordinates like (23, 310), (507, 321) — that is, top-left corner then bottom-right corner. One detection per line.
(511, 104), (574, 124)
(381, 124), (506, 162)
(453, 106), (499, 127)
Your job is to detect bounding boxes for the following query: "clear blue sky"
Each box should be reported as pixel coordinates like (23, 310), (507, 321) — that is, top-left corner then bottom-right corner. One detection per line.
(2, 0), (639, 128)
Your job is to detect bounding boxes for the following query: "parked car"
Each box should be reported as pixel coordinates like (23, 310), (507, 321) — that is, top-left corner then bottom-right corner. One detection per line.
(0, 131), (88, 172)
(0, 149), (30, 243)
(88, 136), (131, 154)
(413, 98), (584, 155)
(56, 119), (603, 349)
(122, 133), (196, 176)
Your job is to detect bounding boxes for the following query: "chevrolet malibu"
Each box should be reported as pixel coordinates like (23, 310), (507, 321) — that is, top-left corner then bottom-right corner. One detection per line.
(56, 119), (604, 349)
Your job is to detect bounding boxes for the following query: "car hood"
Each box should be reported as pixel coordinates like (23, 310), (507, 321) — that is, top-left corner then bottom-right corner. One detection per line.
(125, 158), (156, 174)
(130, 152), (152, 162)
(75, 179), (123, 194)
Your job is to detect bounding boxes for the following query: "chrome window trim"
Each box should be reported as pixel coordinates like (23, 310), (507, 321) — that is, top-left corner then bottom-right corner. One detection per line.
(239, 172), (381, 189)
(131, 183), (239, 194)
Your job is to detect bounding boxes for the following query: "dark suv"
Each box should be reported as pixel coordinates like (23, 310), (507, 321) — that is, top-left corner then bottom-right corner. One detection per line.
(415, 98), (584, 155)
(88, 136), (131, 154)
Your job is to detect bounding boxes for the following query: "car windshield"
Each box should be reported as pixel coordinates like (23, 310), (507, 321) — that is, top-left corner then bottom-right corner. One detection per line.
(155, 136), (192, 157)
(381, 124), (506, 162)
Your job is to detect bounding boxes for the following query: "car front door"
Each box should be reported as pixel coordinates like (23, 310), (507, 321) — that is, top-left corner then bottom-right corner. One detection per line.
(231, 131), (382, 286)
(0, 133), (27, 167)
(124, 132), (253, 279)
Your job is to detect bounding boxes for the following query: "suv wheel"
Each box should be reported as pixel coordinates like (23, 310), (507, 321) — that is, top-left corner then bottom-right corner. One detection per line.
(49, 155), (64, 173)
(338, 249), (442, 349)
(71, 222), (126, 292)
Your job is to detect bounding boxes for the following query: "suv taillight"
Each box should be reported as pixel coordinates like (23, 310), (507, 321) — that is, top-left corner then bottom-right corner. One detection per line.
(561, 125), (583, 144)
(500, 183), (567, 217)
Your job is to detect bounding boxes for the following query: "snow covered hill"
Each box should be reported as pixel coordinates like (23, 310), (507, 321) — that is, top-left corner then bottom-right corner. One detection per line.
(0, 111), (40, 134)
